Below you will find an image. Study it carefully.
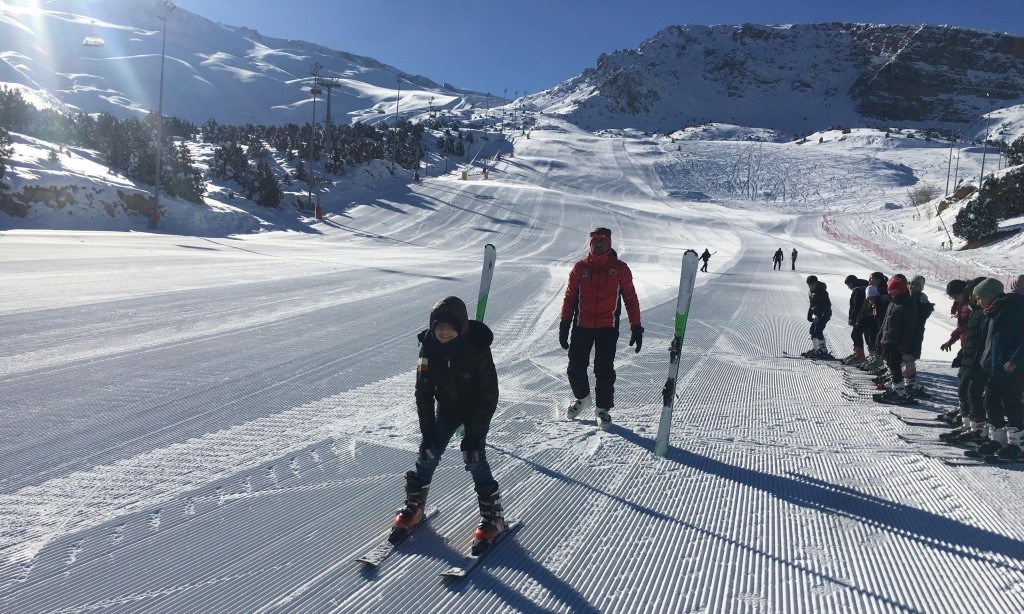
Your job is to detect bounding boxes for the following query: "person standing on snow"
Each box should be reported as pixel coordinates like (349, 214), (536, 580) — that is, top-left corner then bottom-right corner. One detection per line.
(842, 274), (870, 364)
(873, 277), (918, 404)
(791, 248), (798, 271)
(962, 279), (1024, 462)
(802, 275), (833, 357)
(391, 296), (505, 551)
(902, 275), (935, 394)
(559, 227), (643, 429)
(772, 248), (784, 271)
(699, 249), (712, 272)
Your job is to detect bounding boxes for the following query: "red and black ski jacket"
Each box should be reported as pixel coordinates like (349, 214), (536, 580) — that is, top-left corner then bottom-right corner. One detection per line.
(560, 249), (641, 329)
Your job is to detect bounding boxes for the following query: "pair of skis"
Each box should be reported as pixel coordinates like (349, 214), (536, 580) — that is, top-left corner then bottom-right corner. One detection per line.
(354, 509), (520, 578)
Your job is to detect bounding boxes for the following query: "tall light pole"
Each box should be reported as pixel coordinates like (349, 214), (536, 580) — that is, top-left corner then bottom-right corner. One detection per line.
(153, 0), (174, 211)
(979, 93), (992, 188)
(307, 63), (321, 209)
(391, 74), (402, 173)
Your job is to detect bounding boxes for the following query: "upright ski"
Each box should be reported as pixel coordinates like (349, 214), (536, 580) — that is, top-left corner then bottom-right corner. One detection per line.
(654, 250), (699, 458)
(476, 243), (497, 321)
(459, 243), (497, 438)
(355, 507), (438, 568)
(439, 519), (521, 579)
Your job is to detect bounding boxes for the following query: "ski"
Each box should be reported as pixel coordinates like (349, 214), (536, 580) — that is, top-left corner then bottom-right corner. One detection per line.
(872, 393), (919, 406)
(458, 244), (496, 438)
(888, 410), (946, 427)
(654, 250), (699, 458)
(439, 519), (521, 579)
(355, 507), (438, 568)
(476, 243), (497, 321)
(782, 351), (839, 361)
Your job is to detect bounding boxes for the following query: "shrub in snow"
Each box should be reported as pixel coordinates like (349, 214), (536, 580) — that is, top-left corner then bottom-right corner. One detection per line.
(952, 197), (998, 243)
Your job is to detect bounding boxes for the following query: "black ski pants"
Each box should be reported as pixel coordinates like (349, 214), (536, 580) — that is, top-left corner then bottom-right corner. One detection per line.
(983, 375), (1024, 429)
(850, 320), (866, 350)
(958, 377), (985, 421)
(883, 344), (904, 385)
(808, 316), (829, 341)
(567, 326), (619, 409)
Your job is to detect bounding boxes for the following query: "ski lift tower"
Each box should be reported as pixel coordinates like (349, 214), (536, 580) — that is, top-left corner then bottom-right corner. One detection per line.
(306, 63), (322, 211)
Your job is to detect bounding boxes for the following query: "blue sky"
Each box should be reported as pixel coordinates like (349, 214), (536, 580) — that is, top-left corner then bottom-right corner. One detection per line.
(171, 0), (1024, 96)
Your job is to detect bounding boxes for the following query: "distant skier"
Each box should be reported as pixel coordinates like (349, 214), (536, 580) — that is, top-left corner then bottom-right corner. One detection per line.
(390, 296), (506, 551)
(791, 248), (798, 271)
(802, 275), (833, 357)
(699, 249), (712, 272)
(559, 227), (643, 429)
(772, 248), (784, 271)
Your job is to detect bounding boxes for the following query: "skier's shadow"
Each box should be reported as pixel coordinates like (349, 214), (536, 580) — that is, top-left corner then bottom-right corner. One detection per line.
(436, 532), (601, 614)
(613, 426), (1024, 567)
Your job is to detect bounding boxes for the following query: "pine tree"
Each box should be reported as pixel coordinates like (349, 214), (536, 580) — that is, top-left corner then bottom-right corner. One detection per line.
(952, 196), (998, 243)
(251, 158), (283, 208)
(0, 126), (12, 190)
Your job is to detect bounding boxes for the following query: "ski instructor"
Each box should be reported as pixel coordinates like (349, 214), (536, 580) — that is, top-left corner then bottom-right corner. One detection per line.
(559, 227), (643, 429)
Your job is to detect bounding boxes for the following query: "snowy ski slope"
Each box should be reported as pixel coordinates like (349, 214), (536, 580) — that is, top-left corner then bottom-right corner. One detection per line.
(1, 121), (1023, 613)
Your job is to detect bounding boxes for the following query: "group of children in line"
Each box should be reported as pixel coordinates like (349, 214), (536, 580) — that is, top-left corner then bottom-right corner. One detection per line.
(813, 272), (1024, 462)
(934, 275), (1024, 462)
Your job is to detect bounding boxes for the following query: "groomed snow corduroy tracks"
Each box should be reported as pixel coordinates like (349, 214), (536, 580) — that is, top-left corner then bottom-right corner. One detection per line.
(1, 122), (1023, 613)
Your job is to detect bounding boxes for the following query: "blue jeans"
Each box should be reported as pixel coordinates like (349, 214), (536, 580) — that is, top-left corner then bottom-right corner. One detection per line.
(414, 411), (496, 490)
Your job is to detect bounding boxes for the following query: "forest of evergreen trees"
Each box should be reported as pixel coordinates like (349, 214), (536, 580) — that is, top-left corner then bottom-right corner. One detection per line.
(0, 86), (475, 210)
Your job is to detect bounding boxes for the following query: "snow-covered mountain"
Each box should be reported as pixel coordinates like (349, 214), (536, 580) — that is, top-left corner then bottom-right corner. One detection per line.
(3, 3), (1023, 141)
(528, 23), (1024, 138)
(0, 0), (482, 126)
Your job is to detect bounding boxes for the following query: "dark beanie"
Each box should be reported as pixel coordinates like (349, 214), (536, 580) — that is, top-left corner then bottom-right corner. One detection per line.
(806, 275), (818, 284)
(844, 274), (858, 286)
(945, 279), (966, 297)
(430, 296), (469, 335)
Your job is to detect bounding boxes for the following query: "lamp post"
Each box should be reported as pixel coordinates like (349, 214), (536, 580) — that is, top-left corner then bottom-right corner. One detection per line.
(153, 0), (174, 212)
(307, 63), (321, 209)
(979, 93), (992, 188)
(391, 74), (402, 174)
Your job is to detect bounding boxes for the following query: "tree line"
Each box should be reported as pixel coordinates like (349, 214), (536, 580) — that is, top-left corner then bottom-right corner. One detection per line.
(1, 86), (477, 210)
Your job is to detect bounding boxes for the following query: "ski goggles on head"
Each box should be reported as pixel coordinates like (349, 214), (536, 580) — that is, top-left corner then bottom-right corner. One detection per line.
(589, 230), (610, 240)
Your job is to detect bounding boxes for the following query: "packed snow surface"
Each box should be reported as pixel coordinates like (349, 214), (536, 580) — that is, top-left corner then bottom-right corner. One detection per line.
(1, 120), (1023, 613)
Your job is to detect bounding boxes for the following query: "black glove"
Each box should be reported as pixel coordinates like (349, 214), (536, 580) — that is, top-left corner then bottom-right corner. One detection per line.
(807, 312), (814, 322)
(558, 320), (571, 350)
(629, 325), (644, 353)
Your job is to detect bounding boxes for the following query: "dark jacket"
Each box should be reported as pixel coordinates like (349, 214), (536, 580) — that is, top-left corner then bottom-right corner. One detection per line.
(907, 291), (935, 358)
(415, 320), (499, 448)
(847, 279), (869, 326)
(975, 294), (1024, 381)
(808, 282), (832, 321)
(879, 293), (917, 351)
(958, 304), (985, 380)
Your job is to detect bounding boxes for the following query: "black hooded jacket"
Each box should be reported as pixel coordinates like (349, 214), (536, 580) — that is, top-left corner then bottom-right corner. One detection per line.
(808, 282), (832, 321)
(415, 301), (499, 448)
(879, 293), (918, 351)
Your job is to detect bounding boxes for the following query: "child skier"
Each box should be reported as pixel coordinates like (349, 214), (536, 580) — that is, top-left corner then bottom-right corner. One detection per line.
(391, 296), (505, 552)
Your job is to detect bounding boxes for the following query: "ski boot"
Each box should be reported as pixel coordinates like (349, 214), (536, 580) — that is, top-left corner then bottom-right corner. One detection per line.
(472, 483), (507, 555)
(873, 382), (914, 405)
(567, 394), (592, 420)
(940, 419), (987, 445)
(390, 471), (429, 543)
(989, 427), (1024, 463)
(596, 407), (612, 430)
(965, 425), (1006, 458)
